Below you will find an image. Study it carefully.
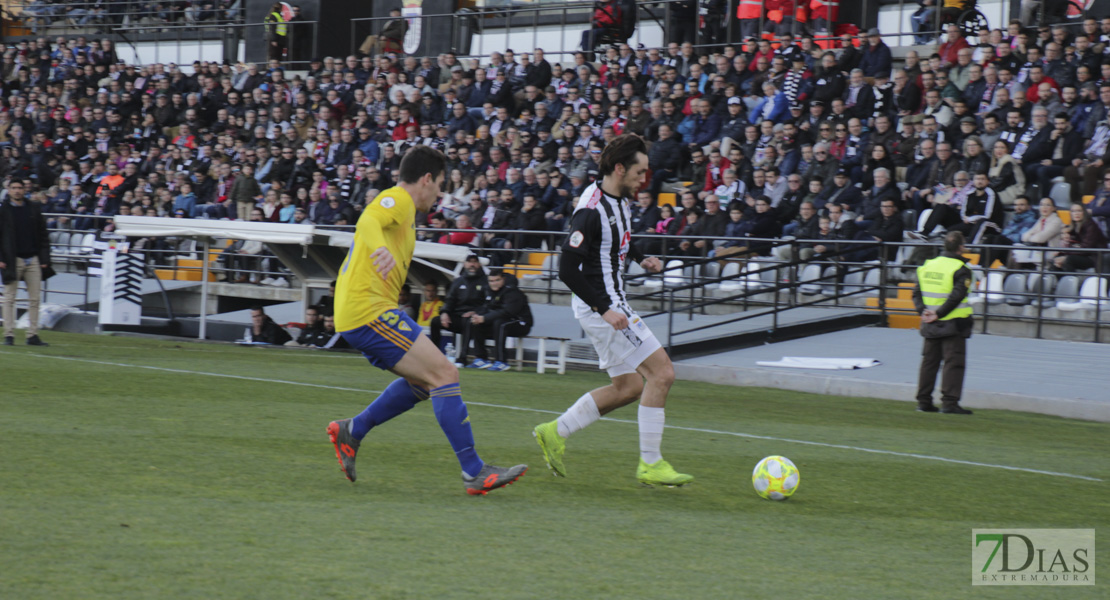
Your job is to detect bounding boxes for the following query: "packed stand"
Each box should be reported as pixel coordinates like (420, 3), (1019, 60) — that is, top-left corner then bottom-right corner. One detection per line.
(4, 17), (1110, 288)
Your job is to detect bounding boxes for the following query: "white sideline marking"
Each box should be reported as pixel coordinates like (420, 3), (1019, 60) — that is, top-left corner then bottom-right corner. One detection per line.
(6, 351), (1103, 483)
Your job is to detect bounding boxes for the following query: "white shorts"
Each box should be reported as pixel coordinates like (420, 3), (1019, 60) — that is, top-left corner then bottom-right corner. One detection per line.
(578, 308), (662, 378)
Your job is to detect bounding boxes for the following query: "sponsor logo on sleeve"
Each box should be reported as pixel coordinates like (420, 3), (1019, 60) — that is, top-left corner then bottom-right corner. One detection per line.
(569, 231), (585, 248)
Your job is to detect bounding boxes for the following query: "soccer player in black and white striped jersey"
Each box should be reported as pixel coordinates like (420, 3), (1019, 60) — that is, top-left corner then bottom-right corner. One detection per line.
(532, 135), (694, 487)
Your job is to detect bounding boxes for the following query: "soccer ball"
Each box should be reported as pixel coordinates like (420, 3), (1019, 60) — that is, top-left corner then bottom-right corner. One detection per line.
(752, 455), (800, 501)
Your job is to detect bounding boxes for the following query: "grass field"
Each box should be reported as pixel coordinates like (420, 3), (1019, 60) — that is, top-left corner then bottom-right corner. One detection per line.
(1, 332), (1107, 599)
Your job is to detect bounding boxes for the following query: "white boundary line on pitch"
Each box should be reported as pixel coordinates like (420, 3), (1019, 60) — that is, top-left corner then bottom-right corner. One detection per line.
(6, 351), (1103, 483)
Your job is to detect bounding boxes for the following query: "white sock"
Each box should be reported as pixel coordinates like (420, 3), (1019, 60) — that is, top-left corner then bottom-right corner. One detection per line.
(556, 393), (600, 438)
(638, 405), (665, 464)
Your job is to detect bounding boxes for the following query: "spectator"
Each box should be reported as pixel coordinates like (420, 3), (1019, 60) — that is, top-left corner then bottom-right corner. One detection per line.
(1000, 196), (1038, 243)
(859, 29), (893, 78)
(311, 314), (351, 349)
(417, 282), (445, 329)
(360, 8), (407, 56)
(1, 179), (51, 347)
(431, 254), (488, 360)
(1053, 203), (1108, 271)
(294, 305), (325, 346)
(581, 0), (622, 51)
(247, 305), (292, 345)
(937, 24), (970, 69)
(467, 269), (533, 371)
(398, 283), (417, 319)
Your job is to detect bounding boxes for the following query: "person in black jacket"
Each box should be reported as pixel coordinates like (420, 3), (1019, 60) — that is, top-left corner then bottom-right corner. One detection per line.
(1029, 113), (1085, 198)
(647, 124), (683, 197)
(853, 198), (905, 261)
(431, 254), (488, 360)
(1, 179), (51, 346)
(248, 306), (292, 345)
(468, 270), (533, 371)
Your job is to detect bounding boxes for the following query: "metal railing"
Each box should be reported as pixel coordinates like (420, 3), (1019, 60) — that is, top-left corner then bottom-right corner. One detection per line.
(110, 20), (319, 68)
(27, 215), (1110, 344)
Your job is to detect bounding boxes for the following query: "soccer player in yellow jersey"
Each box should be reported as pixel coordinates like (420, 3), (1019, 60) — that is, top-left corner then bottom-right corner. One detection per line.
(326, 146), (527, 495)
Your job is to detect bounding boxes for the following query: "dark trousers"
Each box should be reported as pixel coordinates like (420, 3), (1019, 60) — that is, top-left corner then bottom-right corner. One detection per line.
(920, 203), (962, 235)
(649, 167), (675, 198)
(430, 311), (471, 356)
(471, 317), (531, 362)
(916, 334), (967, 408)
(1034, 164), (1065, 198)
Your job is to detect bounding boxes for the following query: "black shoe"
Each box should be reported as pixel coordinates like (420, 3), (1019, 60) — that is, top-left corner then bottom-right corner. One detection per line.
(26, 335), (49, 347)
(3, 336), (12, 346)
(916, 403), (939, 412)
(940, 405), (973, 415)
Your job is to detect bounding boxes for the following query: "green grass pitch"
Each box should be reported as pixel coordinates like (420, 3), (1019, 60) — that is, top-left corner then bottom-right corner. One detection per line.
(1, 332), (1106, 599)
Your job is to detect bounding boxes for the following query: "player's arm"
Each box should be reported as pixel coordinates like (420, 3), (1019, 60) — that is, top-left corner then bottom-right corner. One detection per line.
(628, 242), (662, 273)
(359, 197), (403, 278)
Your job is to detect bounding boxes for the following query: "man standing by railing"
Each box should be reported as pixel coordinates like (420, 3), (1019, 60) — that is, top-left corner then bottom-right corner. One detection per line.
(265, 2), (287, 62)
(913, 231), (974, 415)
(1, 179), (51, 347)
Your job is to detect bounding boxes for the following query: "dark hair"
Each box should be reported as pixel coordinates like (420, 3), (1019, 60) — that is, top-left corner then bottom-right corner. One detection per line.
(944, 231), (966, 253)
(488, 267), (503, 277)
(398, 145), (448, 184)
(597, 134), (647, 177)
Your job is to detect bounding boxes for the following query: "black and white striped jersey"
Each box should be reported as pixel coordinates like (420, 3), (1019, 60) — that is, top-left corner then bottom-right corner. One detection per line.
(561, 182), (634, 318)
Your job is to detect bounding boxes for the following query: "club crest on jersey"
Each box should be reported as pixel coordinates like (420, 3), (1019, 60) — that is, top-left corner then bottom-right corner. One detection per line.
(379, 197), (396, 209)
(569, 231), (585, 248)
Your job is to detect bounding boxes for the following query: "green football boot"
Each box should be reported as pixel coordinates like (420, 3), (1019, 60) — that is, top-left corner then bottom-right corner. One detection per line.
(533, 420), (567, 477)
(637, 458), (694, 487)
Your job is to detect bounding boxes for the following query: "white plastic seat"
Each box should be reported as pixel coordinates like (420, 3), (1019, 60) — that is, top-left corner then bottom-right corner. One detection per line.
(1049, 180), (1071, 208)
(719, 261), (744, 291)
(663, 260), (685, 287)
(1053, 275), (1081, 308)
(1057, 277), (1109, 311)
(1003, 273), (1029, 305)
(1027, 273), (1057, 307)
(798, 263), (824, 295)
(79, 233), (96, 254)
(863, 266), (881, 295)
(820, 265), (839, 296)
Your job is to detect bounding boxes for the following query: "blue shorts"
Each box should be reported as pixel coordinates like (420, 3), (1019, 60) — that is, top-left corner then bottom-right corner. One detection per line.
(340, 309), (422, 370)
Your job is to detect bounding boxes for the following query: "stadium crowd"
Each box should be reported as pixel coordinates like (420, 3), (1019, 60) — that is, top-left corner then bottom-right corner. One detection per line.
(3, 12), (1110, 282)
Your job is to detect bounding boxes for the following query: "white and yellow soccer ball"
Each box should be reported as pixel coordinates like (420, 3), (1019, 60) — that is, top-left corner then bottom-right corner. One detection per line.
(752, 455), (800, 501)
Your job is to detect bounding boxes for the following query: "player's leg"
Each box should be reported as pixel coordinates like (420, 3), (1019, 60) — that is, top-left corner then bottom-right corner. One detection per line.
(392, 332), (527, 493)
(533, 312), (645, 476)
(327, 312), (431, 482)
(632, 347), (692, 486)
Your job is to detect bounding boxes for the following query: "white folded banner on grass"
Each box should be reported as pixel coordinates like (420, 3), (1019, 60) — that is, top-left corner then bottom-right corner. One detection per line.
(756, 357), (882, 370)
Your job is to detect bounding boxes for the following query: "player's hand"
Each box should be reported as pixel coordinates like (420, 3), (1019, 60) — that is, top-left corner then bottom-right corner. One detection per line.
(641, 256), (663, 273)
(0, 261), (5, 269)
(471, 314), (484, 324)
(370, 246), (395, 278)
(601, 309), (629, 331)
(441, 313), (451, 327)
(921, 309), (938, 324)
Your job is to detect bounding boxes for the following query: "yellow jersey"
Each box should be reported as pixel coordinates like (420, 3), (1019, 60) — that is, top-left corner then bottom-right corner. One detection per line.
(335, 186), (416, 332)
(416, 298), (444, 328)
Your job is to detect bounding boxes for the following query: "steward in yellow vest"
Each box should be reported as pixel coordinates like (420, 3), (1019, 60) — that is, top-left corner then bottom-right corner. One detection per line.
(911, 231), (975, 414)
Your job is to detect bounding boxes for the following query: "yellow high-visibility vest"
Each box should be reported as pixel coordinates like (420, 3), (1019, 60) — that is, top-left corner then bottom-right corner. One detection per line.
(917, 255), (972, 320)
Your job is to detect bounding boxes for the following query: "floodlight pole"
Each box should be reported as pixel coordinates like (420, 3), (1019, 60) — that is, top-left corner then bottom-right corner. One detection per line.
(199, 237), (210, 340)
